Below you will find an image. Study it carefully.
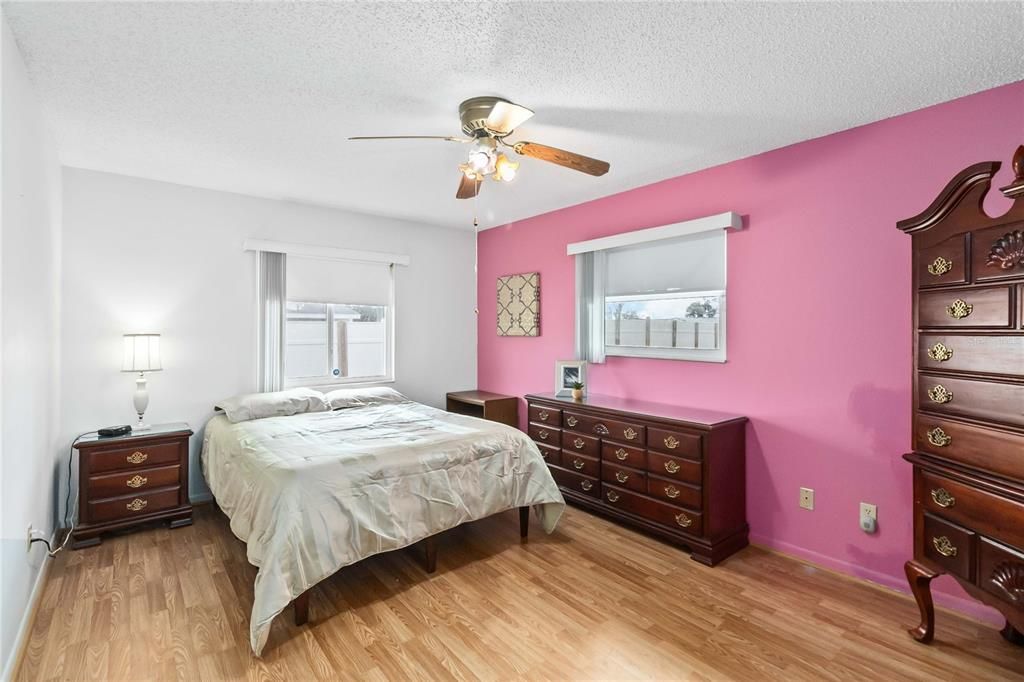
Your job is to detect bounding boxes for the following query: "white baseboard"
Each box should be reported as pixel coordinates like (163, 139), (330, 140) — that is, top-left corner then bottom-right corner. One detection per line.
(1, 547), (52, 682)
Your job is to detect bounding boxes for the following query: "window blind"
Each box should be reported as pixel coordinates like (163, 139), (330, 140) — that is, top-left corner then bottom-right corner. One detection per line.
(287, 256), (392, 305)
(605, 229), (725, 297)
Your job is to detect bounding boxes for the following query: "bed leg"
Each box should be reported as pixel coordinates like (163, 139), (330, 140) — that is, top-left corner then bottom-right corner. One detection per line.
(294, 590), (310, 626)
(423, 536), (437, 574)
(519, 506), (530, 540)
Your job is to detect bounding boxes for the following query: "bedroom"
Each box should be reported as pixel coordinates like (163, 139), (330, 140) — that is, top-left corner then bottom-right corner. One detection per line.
(1, 1), (1022, 680)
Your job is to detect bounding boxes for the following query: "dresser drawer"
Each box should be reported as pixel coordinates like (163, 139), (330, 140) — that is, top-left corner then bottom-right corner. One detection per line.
(551, 466), (600, 499)
(919, 469), (1024, 550)
(646, 475), (701, 510)
(915, 417), (1024, 480)
(528, 404), (561, 427)
(918, 286), (1013, 329)
(563, 432), (599, 457)
(561, 451), (599, 477)
(977, 537), (1024, 605)
(918, 334), (1024, 378)
(922, 512), (975, 581)
(88, 464), (180, 500)
(918, 375), (1024, 429)
(528, 423), (561, 448)
(90, 441), (182, 474)
(918, 234), (968, 287)
(535, 442), (560, 467)
(87, 488), (181, 524)
(972, 224), (1024, 283)
(601, 442), (646, 469)
(602, 462), (647, 493)
(602, 485), (703, 535)
(563, 411), (645, 445)
(646, 452), (702, 485)
(647, 427), (702, 459)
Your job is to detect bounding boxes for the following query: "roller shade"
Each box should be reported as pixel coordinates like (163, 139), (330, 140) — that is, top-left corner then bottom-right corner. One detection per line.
(287, 256), (392, 305)
(605, 229), (725, 296)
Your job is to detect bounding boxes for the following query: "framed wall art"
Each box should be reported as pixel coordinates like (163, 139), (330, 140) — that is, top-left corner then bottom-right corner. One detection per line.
(496, 272), (540, 336)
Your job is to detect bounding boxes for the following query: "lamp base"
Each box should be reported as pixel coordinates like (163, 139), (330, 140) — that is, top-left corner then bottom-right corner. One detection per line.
(134, 421), (152, 431)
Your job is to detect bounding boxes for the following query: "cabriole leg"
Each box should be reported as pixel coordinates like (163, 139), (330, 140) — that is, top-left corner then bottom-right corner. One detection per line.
(905, 560), (938, 643)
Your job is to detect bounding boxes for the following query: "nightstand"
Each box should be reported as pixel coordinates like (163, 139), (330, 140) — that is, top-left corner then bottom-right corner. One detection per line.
(71, 422), (193, 549)
(446, 390), (519, 427)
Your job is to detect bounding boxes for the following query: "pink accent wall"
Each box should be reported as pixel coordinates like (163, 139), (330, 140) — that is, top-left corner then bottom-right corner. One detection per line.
(478, 81), (1023, 623)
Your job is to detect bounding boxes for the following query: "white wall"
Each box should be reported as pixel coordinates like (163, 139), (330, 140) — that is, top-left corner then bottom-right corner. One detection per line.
(61, 169), (477, 501)
(0, 14), (62, 677)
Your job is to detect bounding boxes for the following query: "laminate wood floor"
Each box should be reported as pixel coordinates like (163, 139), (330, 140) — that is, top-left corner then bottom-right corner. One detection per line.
(15, 504), (1023, 681)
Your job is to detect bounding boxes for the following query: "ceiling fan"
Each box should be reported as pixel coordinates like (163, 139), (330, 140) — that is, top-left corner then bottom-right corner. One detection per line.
(350, 96), (610, 199)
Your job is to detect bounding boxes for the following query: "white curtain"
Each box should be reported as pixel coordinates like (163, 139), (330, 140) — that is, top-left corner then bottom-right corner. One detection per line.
(257, 250), (287, 392)
(575, 250), (606, 364)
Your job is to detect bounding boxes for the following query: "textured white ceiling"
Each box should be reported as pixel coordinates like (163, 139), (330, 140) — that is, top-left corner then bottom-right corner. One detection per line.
(3, 2), (1022, 230)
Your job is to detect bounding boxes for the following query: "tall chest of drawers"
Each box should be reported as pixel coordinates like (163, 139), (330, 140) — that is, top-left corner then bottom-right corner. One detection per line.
(899, 146), (1024, 646)
(72, 423), (193, 548)
(525, 393), (748, 565)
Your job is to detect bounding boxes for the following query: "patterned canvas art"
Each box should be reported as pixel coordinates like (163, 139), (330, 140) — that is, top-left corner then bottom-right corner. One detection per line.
(496, 272), (540, 336)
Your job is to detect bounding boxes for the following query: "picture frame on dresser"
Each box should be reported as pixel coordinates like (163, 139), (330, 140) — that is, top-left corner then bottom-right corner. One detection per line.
(554, 360), (586, 397)
(897, 145), (1024, 647)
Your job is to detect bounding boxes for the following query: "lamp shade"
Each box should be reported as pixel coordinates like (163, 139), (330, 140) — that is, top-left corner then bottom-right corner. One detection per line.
(122, 334), (162, 372)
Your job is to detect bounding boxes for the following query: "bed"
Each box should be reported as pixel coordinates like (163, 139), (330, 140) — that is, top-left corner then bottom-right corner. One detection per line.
(200, 387), (565, 655)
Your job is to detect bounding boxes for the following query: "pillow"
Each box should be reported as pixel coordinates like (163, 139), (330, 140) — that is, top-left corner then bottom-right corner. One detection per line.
(214, 388), (330, 423)
(325, 386), (408, 410)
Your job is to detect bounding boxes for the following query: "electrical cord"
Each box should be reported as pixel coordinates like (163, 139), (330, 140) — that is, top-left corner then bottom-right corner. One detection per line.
(30, 431), (95, 557)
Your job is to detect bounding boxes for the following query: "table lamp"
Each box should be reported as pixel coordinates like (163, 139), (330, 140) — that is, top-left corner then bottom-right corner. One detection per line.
(122, 333), (162, 430)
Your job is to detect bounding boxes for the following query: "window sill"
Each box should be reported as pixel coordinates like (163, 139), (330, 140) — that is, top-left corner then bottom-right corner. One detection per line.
(605, 347), (726, 363)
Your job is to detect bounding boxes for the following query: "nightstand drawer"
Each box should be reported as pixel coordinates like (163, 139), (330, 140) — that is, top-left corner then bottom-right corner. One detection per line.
(88, 464), (180, 499)
(88, 488), (180, 523)
(90, 441), (182, 473)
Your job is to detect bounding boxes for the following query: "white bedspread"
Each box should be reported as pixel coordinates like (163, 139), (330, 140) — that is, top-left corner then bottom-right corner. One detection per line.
(201, 399), (565, 654)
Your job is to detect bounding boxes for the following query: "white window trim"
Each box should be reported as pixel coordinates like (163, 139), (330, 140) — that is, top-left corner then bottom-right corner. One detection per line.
(604, 290), (726, 363)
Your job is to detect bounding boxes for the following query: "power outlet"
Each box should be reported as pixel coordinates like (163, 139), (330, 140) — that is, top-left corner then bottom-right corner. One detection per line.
(860, 502), (877, 521)
(799, 487), (814, 510)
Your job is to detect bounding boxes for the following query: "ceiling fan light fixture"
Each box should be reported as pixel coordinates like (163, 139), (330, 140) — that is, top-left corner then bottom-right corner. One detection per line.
(494, 153), (518, 182)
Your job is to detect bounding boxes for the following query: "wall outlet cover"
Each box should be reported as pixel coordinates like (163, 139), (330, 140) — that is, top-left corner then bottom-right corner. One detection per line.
(799, 487), (814, 510)
(860, 502), (877, 520)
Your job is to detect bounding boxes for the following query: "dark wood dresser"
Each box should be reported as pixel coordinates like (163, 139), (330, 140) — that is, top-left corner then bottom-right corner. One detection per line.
(72, 423), (193, 548)
(898, 146), (1024, 646)
(524, 393), (747, 565)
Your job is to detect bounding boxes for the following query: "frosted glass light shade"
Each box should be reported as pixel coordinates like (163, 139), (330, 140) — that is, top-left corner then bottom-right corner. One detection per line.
(122, 334), (162, 373)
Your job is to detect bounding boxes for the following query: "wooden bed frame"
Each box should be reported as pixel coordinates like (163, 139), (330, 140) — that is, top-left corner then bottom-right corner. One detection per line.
(292, 506), (531, 625)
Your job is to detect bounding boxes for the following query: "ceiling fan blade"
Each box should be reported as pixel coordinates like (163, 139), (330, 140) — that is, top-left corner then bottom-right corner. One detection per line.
(512, 141), (610, 176)
(485, 101), (535, 134)
(456, 174), (482, 199)
(349, 135), (471, 143)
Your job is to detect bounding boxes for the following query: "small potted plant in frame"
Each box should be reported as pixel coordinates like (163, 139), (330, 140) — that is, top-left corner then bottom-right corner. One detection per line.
(571, 381), (584, 401)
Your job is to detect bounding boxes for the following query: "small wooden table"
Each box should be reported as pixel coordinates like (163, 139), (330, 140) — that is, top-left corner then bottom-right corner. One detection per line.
(446, 390), (519, 427)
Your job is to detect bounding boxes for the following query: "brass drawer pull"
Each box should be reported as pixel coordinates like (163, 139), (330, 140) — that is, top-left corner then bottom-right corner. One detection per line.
(539, 450), (548, 460)
(664, 485), (680, 499)
(614, 448), (628, 461)
(572, 458), (585, 470)
(537, 429), (549, 441)
(126, 451), (148, 465)
(927, 385), (953, 404)
(674, 512), (692, 528)
(927, 256), (953, 276)
(945, 299), (973, 319)
(615, 471), (630, 483)
(624, 427), (638, 441)
(580, 480), (593, 492)
(573, 438), (585, 449)
(663, 435), (679, 450)
(566, 416), (578, 427)
(606, 490), (620, 503)
(927, 427), (952, 447)
(930, 488), (955, 508)
(126, 475), (148, 489)
(932, 536), (957, 558)
(664, 460), (681, 474)
(126, 498), (148, 512)
(926, 342), (953, 362)
(538, 410), (549, 421)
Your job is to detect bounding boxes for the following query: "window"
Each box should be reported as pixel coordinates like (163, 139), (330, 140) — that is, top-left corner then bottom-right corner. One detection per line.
(574, 221), (730, 363)
(285, 256), (394, 386)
